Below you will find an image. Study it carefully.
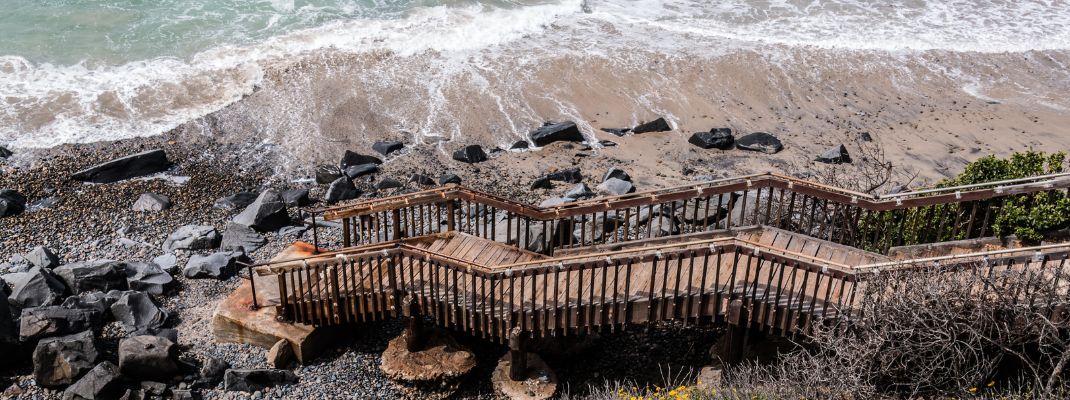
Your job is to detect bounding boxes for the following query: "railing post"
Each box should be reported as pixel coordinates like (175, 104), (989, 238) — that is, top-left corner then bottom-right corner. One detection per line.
(392, 209), (404, 240)
(387, 255), (400, 318)
(508, 327), (528, 381)
(247, 263), (259, 310)
(311, 211), (320, 254)
(447, 200), (456, 232)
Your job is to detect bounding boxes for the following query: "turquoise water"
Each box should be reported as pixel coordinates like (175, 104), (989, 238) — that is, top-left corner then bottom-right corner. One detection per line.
(0, 0), (526, 66)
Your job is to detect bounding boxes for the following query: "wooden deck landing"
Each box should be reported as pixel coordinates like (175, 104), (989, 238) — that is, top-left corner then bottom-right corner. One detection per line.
(404, 232), (546, 268)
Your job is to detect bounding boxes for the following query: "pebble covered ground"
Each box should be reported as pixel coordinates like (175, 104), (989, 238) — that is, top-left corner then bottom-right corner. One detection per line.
(1, 132), (733, 399)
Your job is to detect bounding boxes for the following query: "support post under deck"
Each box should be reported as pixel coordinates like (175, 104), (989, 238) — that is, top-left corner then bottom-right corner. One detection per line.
(722, 299), (748, 365)
(509, 328), (528, 381)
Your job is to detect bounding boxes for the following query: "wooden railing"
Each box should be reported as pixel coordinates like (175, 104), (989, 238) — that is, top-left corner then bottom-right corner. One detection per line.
(309, 172), (1070, 254)
(257, 237), (1070, 342)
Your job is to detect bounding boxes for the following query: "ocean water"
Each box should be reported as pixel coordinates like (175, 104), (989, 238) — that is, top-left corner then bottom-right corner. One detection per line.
(1, 0), (1069, 148)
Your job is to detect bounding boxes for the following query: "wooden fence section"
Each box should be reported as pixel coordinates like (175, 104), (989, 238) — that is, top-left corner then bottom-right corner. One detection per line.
(259, 237), (1070, 343)
(314, 172), (1070, 254)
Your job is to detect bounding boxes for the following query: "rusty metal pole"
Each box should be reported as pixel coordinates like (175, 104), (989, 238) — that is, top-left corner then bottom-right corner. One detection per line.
(508, 328), (527, 381)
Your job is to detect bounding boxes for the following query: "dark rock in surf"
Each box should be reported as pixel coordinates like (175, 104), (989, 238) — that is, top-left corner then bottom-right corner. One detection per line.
(530, 121), (584, 146)
(344, 164), (380, 179)
(452, 145), (488, 164)
(438, 174), (462, 185)
(71, 149), (172, 183)
(688, 128), (734, 150)
(632, 118), (671, 134)
(280, 188), (311, 208)
(372, 141), (405, 156)
(0, 189), (27, 217)
(213, 192), (258, 211)
(600, 128), (630, 137)
(603, 167), (631, 183)
(510, 140), (530, 150)
(232, 190), (290, 232)
(315, 165), (343, 185)
(0, 146), (11, 159)
(325, 177), (360, 204)
(340, 151), (382, 169)
(735, 132), (784, 154)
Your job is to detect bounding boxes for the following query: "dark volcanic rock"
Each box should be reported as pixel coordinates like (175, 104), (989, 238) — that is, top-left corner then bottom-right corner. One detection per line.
(597, 178), (636, 196)
(0, 294), (15, 346)
(200, 357), (231, 386)
(372, 141), (405, 156)
(280, 189), (311, 208)
(21, 306), (101, 341)
(603, 167), (631, 183)
(344, 163), (380, 179)
(632, 117), (671, 134)
(375, 177), (403, 191)
(452, 145), (488, 164)
(119, 335), (179, 381)
(232, 190), (290, 232)
(409, 174), (435, 186)
(859, 131), (873, 142)
(220, 223), (267, 253)
(110, 291), (168, 335)
(224, 369), (299, 392)
(63, 361), (122, 400)
(530, 176), (552, 190)
(600, 128), (630, 137)
(688, 128), (734, 150)
(339, 150), (382, 169)
(735, 132), (784, 154)
(54, 261), (128, 294)
(33, 330), (98, 388)
(815, 144), (852, 164)
(26, 246), (60, 269)
(0, 189), (27, 217)
(183, 251), (248, 280)
(530, 121), (584, 146)
(533, 167), (582, 189)
(314, 165), (343, 185)
(325, 177), (360, 204)
(564, 183), (594, 199)
(3, 267), (67, 308)
(62, 291), (117, 315)
(213, 192), (258, 210)
(70, 149), (172, 183)
(599, 139), (617, 147)
(438, 174), (462, 185)
(510, 140), (530, 150)
(162, 225), (220, 253)
(125, 263), (173, 296)
(0, 146), (11, 158)
(132, 193), (171, 212)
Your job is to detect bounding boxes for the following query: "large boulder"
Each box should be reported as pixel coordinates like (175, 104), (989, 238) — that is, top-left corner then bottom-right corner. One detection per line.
(232, 190), (290, 232)
(344, 163), (380, 179)
(688, 128), (734, 150)
(70, 149), (172, 184)
(161, 225), (220, 253)
(325, 177), (361, 204)
(510, 140), (530, 150)
(631, 117), (671, 134)
(315, 165), (343, 184)
(224, 369), (299, 392)
(220, 223), (267, 253)
(20, 306), (101, 341)
(339, 151), (383, 169)
(0, 189), (27, 217)
(54, 261), (128, 294)
(597, 178), (635, 196)
(63, 361), (122, 400)
(735, 132), (784, 154)
(438, 174), (462, 185)
(372, 141), (405, 156)
(280, 188), (311, 208)
(452, 145), (488, 164)
(118, 335), (178, 381)
(125, 263), (173, 296)
(61, 291), (118, 315)
(815, 144), (852, 164)
(131, 193), (171, 212)
(213, 192), (258, 210)
(33, 330), (98, 388)
(529, 121), (584, 146)
(109, 291), (168, 335)
(3, 267), (67, 309)
(25, 246), (60, 269)
(603, 167), (631, 183)
(183, 251), (248, 280)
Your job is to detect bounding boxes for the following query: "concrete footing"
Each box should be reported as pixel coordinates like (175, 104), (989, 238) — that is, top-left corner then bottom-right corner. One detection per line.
(491, 352), (557, 400)
(380, 327), (477, 399)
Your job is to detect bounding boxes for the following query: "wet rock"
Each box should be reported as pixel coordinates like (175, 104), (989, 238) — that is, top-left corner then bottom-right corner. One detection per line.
(3, 267), (67, 309)
(224, 369), (299, 392)
(344, 163), (380, 179)
(119, 335), (178, 381)
(33, 330), (98, 388)
(375, 177), (403, 191)
(54, 261), (128, 294)
(632, 117), (671, 134)
(599, 139), (617, 147)
(132, 193), (171, 212)
(597, 178), (635, 196)
(63, 361), (122, 400)
(213, 192), (258, 210)
(452, 145), (488, 164)
(183, 251), (248, 280)
(0, 189), (26, 217)
(510, 140), (530, 150)
(409, 174), (435, 186)
(70, 149), (172, 183)
(735, 132), (784, 154)
(125, 263), (173, 296)
(232, 190), (290, 232)
(340, 151), (382, 169)
(603, 167), (631, 183)
(564, 183), (594, 199)
(21, 305), (101, 341)
(220, 223), (267, 253)
(530, 121), (584, 146)
(314, 165), (343, 185)
(109, 291), (167, 335)
(25, 246), (60, 269)
(600, 128), (630, 137)
(815, 144), (852, 164)
(372, 141), (405, 156)
(280, 189), (311, 208)
(162, 225), (220, 253)
(0, 146), (11, 158)
(266, 339), (294, 369)
(688, 128), (734, 150)
(199, 357), (230, 387)
(438, 174), (462, 185)
(325, 177), (361, 204)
